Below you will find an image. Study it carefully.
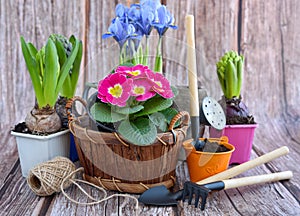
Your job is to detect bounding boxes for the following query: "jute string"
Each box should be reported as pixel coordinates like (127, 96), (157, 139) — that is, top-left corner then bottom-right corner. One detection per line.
(61, 167), (139, 214)
(27, 156), (76, 196)
(27, 157), (139, 214)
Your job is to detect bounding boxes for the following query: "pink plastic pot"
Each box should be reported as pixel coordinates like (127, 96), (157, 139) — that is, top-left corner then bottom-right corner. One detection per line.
(210, 124), (257, 164)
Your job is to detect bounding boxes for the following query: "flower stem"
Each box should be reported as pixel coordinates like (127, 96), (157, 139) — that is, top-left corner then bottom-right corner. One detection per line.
(154, 36), (163, 73)
(143, 36), (149, 66)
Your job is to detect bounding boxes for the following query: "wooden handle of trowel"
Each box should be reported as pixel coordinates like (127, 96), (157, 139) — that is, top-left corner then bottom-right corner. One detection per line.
(223, 171), (293, 190)
(197, 146), (289, 185)
(204, 171), (293, 191)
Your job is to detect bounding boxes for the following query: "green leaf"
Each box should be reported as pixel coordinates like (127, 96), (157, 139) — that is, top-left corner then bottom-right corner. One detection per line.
(236, 58), (243, 97)
(90, 102), (126, 123)
(43, 39), (60, 107)
(68, 41), (83, 97)
(55, 38), (80, 96)
(112, 104), (144, 115)
(160, 108), (180, 128)
(55, 39), (72, 98)
(224, 60), (238, 99)
(27, 43), (38, 58)
(54, 39), (67, 66)
(134, 96), (173, 117)
(20, 37), (44, 107)
(171, 86), (178, 98)
(118, 118), (157, 145)
(149, 112), (167, 132)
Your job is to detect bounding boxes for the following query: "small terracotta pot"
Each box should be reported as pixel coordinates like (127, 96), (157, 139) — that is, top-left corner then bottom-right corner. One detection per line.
(183, 136), (235, 182)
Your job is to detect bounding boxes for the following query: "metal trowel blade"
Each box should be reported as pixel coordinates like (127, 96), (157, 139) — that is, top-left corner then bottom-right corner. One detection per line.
(138, 185), (183, 206)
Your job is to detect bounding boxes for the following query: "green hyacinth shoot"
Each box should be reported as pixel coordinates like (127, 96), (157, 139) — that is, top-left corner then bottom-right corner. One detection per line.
(216, 50), (244, 99)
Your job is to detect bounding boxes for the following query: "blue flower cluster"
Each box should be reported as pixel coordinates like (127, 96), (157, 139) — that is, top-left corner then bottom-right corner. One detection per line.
(102, 0), (177, 49)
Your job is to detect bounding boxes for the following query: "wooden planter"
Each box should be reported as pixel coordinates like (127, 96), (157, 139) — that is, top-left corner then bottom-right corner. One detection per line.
(66, 97), (190, 193)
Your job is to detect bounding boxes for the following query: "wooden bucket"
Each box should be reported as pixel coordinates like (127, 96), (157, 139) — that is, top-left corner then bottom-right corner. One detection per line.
(66, 97), (190, 193)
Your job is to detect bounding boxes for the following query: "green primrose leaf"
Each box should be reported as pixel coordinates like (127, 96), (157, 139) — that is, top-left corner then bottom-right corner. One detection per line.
(112, 104), (144, 115)
(118, 117), (157, 145)
(160, 108), (180, 128)
(149, 112), (167, 132)
(134, 96), (173, 117)
(90, 102), (126, 123)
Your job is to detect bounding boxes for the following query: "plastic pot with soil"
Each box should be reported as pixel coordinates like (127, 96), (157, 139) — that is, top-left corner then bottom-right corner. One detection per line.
(183, 136), (235, 182)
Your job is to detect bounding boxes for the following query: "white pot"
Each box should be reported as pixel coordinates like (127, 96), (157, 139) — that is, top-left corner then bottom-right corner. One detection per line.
(11, 129), (70, 177)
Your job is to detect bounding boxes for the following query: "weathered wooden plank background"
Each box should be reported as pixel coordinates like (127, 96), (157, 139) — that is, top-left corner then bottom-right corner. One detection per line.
(0, 0), (299, 215)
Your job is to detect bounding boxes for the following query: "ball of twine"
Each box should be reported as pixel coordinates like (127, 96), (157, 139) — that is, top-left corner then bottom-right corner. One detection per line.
(27, 156), (76, 196)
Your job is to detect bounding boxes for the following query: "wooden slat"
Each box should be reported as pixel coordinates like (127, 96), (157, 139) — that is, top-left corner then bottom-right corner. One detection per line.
(0, 0), (299, 215)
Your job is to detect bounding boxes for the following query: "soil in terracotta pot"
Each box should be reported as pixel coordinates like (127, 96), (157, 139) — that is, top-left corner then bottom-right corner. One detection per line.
(197, 138), (230, 153)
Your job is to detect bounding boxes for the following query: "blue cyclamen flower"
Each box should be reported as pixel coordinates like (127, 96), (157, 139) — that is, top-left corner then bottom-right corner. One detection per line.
(102, 17), (137, 48)
(153, 5), (177, 36)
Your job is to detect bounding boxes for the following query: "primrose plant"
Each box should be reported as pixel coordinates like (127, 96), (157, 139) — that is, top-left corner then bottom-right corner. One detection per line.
(91, 64), (179, 145)
(102, 0), (177, 73)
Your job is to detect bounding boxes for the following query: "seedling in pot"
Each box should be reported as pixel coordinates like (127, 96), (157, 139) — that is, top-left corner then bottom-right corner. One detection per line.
(20, 35), (81, 133)
(216, 50), (255, 124)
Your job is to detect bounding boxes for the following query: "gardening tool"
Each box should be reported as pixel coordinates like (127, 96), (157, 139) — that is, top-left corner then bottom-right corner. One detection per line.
(186, 15), (202, 150)
(186, 15), (226, 150)
(200, 96), (226, 131)
(182, 171), (293, 210)
(138, 146), (289, 205)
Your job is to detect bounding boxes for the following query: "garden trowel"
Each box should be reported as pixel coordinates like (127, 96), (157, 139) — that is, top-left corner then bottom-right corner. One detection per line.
(138, 146), (290, 207)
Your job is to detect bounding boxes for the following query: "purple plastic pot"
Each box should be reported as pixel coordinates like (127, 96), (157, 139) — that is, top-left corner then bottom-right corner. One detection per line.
(210, 124), (258, 164)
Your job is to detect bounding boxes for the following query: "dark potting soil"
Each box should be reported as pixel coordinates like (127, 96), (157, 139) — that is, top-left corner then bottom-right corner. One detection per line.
(197, 138), (230, 153)
(12, 122), (31, 134)
(226, 115), (255, 125)
(55, 96), (69, 129)
(12, 122), (67, 136)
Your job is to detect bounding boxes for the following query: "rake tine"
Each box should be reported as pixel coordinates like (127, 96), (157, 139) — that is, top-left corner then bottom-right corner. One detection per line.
(194, 189), (200, 207)
(200, 193), (208, 210)
(182, 182), (189, 202)
(187, 187), (194, 205)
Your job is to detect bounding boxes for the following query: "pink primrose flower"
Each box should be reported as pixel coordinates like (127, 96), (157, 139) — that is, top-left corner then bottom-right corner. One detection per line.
(131, 78), (156, 101)
(97, 73), (133, 107)
(146, 71), (174, 98)
(115, 64), (150, 78)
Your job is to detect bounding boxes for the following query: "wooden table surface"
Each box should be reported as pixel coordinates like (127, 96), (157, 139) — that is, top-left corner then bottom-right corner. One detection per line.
(1, 133), (299, 216)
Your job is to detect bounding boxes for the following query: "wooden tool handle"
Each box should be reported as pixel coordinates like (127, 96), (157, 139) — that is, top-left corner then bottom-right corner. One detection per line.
(185, 15), (199, 117)
(223, 171), (293, 190)
(197, 146), (289, 185)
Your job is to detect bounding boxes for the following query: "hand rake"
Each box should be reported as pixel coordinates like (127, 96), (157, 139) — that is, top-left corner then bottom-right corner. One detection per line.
(138, 146), (290, 208)
(182, 171), (292, 210)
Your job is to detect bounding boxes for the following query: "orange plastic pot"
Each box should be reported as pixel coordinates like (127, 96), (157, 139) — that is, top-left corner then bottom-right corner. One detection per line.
(183, 136), (235, 182)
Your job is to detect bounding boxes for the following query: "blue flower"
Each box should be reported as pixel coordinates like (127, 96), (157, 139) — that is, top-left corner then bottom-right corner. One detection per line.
(153, 5), (177, 36)
(115, 3), (129, 19)
(140, 0), (161, 10)
(102, 17), (137, 48)
(129, 4), (156, 36)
